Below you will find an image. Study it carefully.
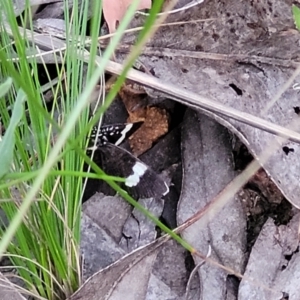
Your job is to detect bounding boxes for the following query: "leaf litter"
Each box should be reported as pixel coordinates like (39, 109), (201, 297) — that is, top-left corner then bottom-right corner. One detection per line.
(88, 0), (300, 298)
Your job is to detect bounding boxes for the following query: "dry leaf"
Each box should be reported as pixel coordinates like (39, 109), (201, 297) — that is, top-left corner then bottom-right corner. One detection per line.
(128, 106), (169, 156)
(103, 0), (151, 33)
(178, 110), (247, 299)
(119, 85), (169, 156)
(71, 235), (170, 300)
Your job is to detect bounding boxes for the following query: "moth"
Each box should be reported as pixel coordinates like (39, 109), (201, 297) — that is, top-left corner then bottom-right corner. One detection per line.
(82, 122), (169, 201)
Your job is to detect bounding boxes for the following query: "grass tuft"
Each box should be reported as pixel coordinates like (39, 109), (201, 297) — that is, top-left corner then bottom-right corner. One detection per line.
(0, 0), (170, 299)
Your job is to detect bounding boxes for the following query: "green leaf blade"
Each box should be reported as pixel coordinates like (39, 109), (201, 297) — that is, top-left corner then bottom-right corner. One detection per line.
(0, 88), (26, 178)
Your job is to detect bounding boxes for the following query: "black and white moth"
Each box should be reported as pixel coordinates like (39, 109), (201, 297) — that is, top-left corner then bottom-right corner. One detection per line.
(82, 122), (169, 201)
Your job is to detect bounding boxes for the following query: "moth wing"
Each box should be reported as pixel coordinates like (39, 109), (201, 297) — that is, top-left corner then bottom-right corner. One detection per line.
(83, 143), (169, 201)
(89, 122), (143, 146)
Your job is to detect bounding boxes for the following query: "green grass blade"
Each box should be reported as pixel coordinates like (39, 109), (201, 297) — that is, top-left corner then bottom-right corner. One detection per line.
(0, 88), (26, 178)
(0, 77), (12, 97)
(293, 5), (300, 30)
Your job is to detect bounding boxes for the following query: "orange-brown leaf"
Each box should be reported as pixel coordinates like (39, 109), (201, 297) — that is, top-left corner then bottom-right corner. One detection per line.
(103, 0), (151, 33)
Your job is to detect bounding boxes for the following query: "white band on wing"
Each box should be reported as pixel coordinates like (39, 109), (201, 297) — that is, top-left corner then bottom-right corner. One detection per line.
(125, 162), (148, 187)
(115, 124), (133, 146)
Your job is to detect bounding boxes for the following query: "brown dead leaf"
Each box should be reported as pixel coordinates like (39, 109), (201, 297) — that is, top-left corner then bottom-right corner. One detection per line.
(119, 83), (148, 116)
(129, 106), (169, 156)
(103, 0), (151, 33)
(119, 85), (169, 156)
